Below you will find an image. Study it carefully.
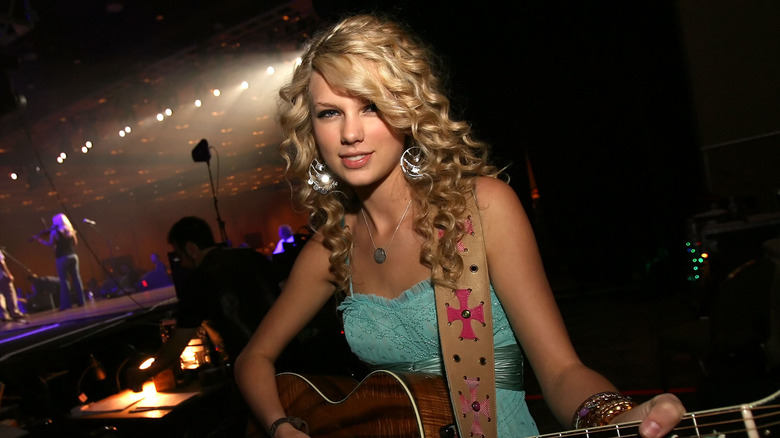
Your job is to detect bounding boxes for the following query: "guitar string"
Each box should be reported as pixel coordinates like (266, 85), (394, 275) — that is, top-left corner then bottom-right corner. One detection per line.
(533, 407), (780, 438)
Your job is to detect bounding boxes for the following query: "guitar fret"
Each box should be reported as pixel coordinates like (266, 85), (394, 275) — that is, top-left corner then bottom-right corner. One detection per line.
(689, 412), (700, 438)
(740, 406), (758, 438)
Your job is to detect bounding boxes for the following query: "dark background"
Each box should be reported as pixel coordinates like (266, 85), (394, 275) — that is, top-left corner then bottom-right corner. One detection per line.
(0, 0), (721, 290)
(314, 0), (703, 287)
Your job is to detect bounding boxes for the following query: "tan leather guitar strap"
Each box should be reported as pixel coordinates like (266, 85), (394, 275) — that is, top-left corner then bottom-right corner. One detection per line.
(434, 194), (497, 438)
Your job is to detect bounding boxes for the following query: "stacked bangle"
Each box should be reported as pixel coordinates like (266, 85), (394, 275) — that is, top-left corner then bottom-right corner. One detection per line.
(269, 416), (308, 437)
(572, 391), (637, 429)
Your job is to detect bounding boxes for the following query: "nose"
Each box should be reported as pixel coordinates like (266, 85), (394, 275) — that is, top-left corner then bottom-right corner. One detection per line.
(341, 115), (364, 145)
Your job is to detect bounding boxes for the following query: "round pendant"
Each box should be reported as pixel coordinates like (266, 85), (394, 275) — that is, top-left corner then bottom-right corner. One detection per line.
(374, 248), (387, 264)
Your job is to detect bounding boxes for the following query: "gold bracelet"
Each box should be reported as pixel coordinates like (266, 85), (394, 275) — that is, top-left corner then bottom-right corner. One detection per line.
(572, 391), (637, 429)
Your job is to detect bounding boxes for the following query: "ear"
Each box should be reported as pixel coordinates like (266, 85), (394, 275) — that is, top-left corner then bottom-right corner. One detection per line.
(184, 241), (200, 259)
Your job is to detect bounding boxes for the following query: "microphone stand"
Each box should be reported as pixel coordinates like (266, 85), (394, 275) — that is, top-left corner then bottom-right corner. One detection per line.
(0, 247), (35, 277)
(205, 160), (228, 243)
(84, 222), (116, 262)
(192, 138), (227, 244)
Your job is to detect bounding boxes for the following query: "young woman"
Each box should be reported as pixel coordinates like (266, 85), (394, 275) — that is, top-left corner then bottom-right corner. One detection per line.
(36, 213), (86, 310)
(235, 14), (684, 438)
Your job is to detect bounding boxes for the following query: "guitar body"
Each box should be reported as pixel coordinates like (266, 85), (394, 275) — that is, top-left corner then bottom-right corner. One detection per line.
(277, 370), (456, 437)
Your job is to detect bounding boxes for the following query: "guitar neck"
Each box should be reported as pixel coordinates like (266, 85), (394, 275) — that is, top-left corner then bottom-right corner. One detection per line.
(533, 390), (780, 438)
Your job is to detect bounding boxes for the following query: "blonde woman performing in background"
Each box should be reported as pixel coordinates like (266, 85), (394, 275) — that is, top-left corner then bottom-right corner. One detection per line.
(235, 14), (685, 438)
(36, 213), (86, 310)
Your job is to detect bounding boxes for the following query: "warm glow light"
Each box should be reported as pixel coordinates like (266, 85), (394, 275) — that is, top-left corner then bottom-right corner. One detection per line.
(240, 81), (249, 89)
(164, 108), (172, 116)
(82, 146), (88, 153)
(266, 66), (274, 75)
(139, 358), (155, 370)
(156, 113), (164, 121)
(701, 252), (709, 259)
(212, 89), (220, 97)
(194, 99), (202, 107)
(10, 173), (17, 180)
(119, 130), (126, 137)
(57, 156), (64, 163)
(60, 152), (67, 159)
(180, 337), (208, 370)
(142, 381), (157, 396)
(85, 141), (93, 148)
(124, 126), (131, 133)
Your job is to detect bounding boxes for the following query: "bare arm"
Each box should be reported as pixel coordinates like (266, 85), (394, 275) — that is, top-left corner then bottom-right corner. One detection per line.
(36, 230), (55, 247)
(235, 235), (337, 437)
(476, 177), (683, 437)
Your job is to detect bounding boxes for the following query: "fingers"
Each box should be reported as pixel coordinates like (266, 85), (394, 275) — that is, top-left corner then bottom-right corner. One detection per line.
(637, 393), (686, 438)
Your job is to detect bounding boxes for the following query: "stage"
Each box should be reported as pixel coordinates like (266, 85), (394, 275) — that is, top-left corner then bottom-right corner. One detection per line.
(0, 286), (178, 362)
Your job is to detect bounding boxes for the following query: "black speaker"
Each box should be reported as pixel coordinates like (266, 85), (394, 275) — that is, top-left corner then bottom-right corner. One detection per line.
(191, 138), (211, 163)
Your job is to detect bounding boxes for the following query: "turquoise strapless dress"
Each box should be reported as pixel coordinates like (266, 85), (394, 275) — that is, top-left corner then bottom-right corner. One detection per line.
(338, 279), (539, 438)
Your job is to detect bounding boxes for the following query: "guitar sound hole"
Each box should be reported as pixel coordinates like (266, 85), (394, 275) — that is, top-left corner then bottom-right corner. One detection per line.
(439, 424), (458, 438)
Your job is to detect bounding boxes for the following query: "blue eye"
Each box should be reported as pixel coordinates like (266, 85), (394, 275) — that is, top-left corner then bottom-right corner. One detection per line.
(316, 109), (339, 118)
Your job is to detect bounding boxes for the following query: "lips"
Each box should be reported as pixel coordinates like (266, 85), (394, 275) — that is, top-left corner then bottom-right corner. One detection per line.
(341, 153), (371, 169)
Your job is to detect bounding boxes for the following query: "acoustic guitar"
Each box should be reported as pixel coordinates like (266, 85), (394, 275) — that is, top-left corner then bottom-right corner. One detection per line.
(276, 370), (780, 438)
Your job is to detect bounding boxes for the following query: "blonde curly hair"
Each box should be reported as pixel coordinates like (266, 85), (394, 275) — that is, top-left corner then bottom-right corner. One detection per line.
(278, 14), (500, 292)
(52, 213), (76, 239)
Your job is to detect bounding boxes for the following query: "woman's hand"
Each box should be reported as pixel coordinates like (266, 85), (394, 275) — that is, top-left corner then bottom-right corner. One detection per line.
(614, 393), (686, 438)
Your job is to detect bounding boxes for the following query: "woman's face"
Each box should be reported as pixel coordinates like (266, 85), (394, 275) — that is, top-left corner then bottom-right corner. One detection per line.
(309, 71), (405, 190)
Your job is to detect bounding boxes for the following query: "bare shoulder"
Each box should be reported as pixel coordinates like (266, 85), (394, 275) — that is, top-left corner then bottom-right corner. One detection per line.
(473, 176), (534, 245)
(285, 228), (337, 287)
(474, 176), (524, 213)
(294, 230), (328, 263)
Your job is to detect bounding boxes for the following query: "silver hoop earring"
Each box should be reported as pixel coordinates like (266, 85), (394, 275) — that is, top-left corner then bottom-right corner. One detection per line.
(308, 158), (338, 194)
(400, 146), (425, 179)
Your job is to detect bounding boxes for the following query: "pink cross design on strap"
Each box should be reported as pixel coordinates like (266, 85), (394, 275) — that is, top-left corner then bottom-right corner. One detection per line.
(446, 288), (485, 340)
(463, 216), (474, 235)
(458, 376), (491, 437)
(437, 216), (475, 252)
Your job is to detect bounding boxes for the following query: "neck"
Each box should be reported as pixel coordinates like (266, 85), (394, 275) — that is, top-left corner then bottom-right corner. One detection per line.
(360, 196), (413, 233)
(357, 178), (412, 219)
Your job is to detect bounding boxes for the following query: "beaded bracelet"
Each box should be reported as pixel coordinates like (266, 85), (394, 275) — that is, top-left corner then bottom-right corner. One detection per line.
(572, 391), (637, 429)
(269, 416), (309, 437)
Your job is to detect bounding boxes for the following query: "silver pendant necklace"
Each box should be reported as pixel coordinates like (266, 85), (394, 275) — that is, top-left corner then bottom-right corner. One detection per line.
(361, 199), (413, 264)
